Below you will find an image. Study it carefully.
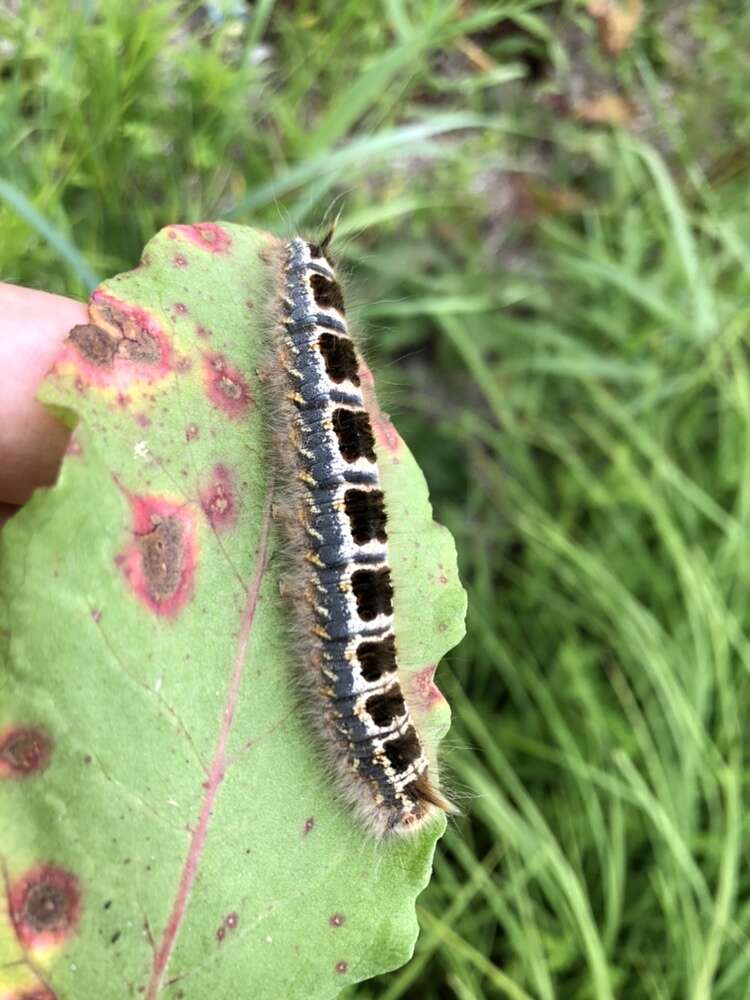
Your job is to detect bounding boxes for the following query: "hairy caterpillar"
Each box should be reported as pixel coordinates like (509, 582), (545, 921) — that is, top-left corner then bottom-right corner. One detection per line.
(264, 234), (455, 837)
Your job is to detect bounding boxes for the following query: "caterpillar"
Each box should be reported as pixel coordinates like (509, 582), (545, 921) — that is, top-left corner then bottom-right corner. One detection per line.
(264, 234), (455, 837)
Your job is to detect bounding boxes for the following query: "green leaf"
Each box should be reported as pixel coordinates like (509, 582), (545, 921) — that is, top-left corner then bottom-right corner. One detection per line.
(0, 223), (466, 998)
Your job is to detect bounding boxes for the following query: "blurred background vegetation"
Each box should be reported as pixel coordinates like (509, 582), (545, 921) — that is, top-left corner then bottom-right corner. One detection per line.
(3, 0), (750, 995)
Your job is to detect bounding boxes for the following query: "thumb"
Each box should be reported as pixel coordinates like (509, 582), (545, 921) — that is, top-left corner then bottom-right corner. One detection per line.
(0, 282), (87, 506)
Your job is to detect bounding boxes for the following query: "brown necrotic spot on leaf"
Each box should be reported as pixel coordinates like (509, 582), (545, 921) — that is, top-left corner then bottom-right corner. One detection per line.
(329, 913), (345, 928)
(318, 333), (359, 386)
(57, 291), (174, 395)
(117, 491), (199, 619)
(351, 567), (393, 621)
(331, 408), (376, 463)
(173, 254), (189, 268)
(68, 324), (118, 367)
(200, 465), (237, 533)
(335, 961), (348, 975)
(9, 864), (82, 951)
(140, 520), (184, 602)
(91, 295), (166, 365)
(203, 353), (253, 421)
(186, 424), (199, 441)
(0, 727), (51, 778)
(302, 816), (315, 836)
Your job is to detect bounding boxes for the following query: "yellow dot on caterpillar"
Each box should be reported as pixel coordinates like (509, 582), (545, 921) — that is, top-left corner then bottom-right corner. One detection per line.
(313, 625), (331, 640)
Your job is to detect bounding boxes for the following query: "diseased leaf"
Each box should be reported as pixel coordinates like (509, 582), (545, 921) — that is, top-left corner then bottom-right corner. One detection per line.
(0, 223), (466, 998)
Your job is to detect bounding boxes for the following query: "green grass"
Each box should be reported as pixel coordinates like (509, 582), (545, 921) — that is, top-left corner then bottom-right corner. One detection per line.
(4, 0), (750, 995)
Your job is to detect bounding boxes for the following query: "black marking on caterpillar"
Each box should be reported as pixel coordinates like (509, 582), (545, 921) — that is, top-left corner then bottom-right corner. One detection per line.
(265, 236), (454, 836)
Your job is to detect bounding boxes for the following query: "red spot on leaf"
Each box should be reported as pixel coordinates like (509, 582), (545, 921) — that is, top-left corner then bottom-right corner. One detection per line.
(203, 353), (253, 420)
(174, 303), (188, 315)
(8, 864), (82, 952)
(216, 911), (239, 943)
(373, 413), (400, 453)
(0, 727), (51, 778)
(55, 291), (173, 395)
(359, 363), (401, 453)
(196, 326), (211, 340)
(409, 663), (445, 710)
(137, 413), (151, 428)
(173, 254), (188, 268)
(168, 223), (232, 254)
(117, 491), (199, 619)
(186, 424), (199, 441)
(200, 465), (237, 533)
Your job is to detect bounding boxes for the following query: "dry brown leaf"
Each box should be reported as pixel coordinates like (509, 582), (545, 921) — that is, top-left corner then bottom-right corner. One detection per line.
(587, 0), (643, 57)
(573, 93), (634, 126)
